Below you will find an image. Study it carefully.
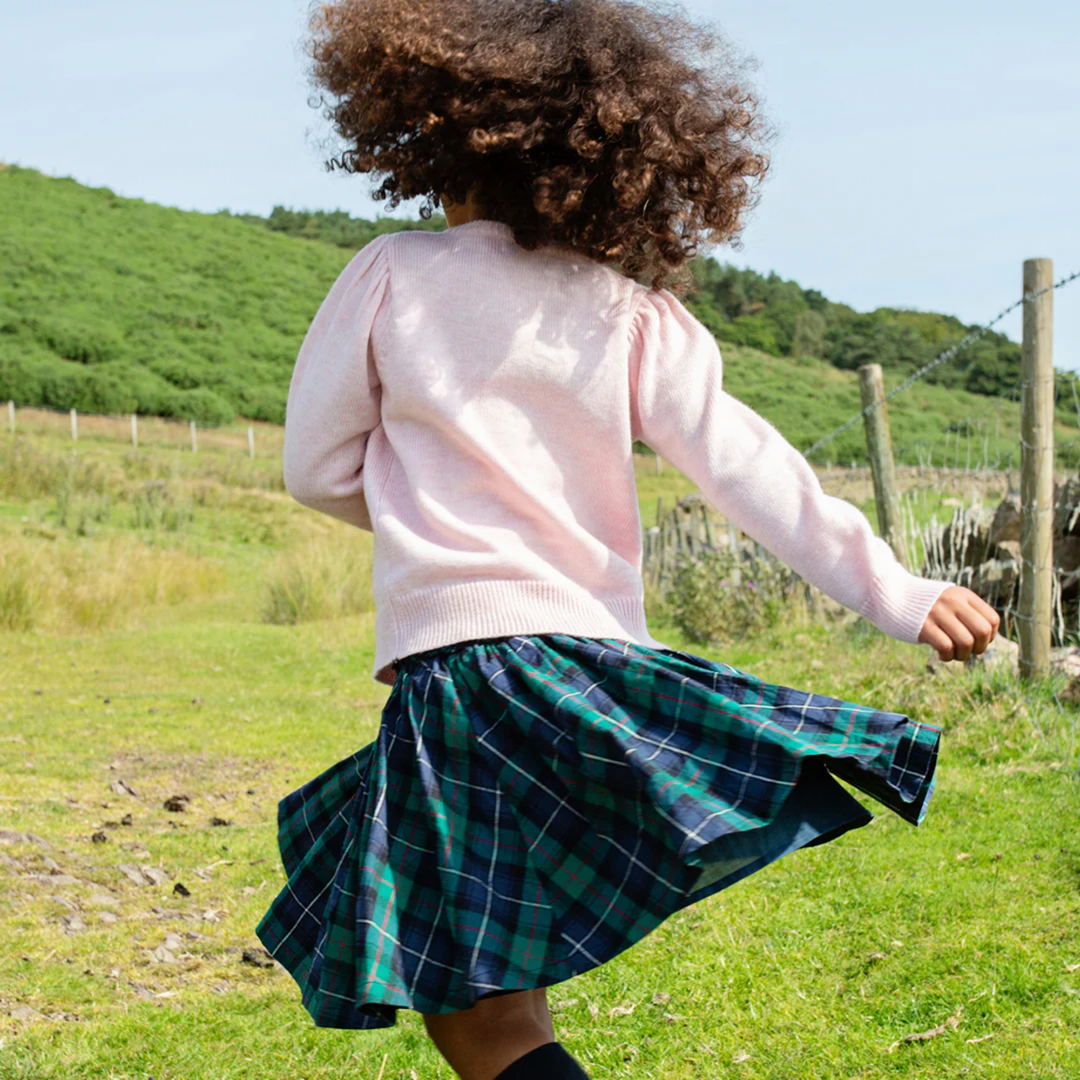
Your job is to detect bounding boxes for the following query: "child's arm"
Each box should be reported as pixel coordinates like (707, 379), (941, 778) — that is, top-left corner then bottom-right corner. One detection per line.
(282, 234), (392, 531)
(629, 287), (969, 647)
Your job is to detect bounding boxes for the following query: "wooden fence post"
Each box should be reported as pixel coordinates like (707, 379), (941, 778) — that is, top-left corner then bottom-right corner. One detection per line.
(131, 414), (138, 449)
(70, 408), (77, 441)
(248, 425), (255, 460)
(857, 363), (909, 568)
(7, 400), (13, 434)
(655, 452), (662, 475)
(190, 420), (198, 453)
(1019, 257), (1054, 679)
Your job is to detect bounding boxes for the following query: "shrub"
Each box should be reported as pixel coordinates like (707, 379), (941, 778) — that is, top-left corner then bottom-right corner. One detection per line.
(129, 480), (194, 533)
(54, 488), (112, 537)
(0, 352), (45, 403)
(664, 544), (808, 647)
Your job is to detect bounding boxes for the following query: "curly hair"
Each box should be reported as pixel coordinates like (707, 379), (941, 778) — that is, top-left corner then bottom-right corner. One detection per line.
(307, 0), (771, 292)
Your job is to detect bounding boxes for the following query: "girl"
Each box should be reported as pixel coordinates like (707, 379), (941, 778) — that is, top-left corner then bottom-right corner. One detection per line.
(257, 2), (1000, 1078)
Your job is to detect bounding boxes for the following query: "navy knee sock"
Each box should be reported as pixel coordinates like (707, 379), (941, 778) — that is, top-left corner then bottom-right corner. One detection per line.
(494, 1041), (592, 1080)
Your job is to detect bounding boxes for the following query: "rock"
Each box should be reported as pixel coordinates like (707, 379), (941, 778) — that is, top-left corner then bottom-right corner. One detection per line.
(995, 540), (1022, 563)
(173, 882), (191, 897)
(118, 863), (169, 887)
(163, 795), (190, 813)
(109, 780), (139, 798)
(9, 1006), (45, 1022)
(1056, 535), (1080, 575)
(941, 506), (996, 569)
(969, 635), (1019, 674)
(61, 914), (86, 933)
(91, 832), (109, 844)
(97, 911), (119, 925)
(1061, 679), (1080, 704)
(1054, 477), (1080, 538)
(971, 557), (1019, 599)
(24, 873), (80, 887)
(988, 494), (1021, 547)
(118, 864), (149, 886)
(209, 817), (232, 827)
(241, 948), (274, 969)
(925, 650), (966, 676)
(1050, 646), (1080, 679)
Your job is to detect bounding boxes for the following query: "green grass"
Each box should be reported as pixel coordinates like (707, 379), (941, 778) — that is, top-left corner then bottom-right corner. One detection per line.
(1, 430), (1078, 1079)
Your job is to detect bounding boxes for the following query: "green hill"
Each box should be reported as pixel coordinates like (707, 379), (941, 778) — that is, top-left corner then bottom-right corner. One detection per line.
(0, 165), (436, 425)
(1, 164), (1077, 466)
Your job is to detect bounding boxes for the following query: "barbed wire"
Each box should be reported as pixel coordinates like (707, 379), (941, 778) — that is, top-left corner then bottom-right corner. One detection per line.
(802, 268), (1080, 460)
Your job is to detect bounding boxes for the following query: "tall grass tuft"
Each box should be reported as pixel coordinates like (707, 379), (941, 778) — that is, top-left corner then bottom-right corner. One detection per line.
(0, 438), (107, 502)
(0, 531), (224, 632)
(0, 544), (40, 631)
(260, 533), (374, 625)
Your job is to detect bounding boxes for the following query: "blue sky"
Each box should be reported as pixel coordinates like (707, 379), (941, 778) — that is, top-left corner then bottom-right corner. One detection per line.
(2, 0), (1078, 372)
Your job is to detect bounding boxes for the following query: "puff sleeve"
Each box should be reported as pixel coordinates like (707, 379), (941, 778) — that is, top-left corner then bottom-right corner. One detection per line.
(628, 287), (953, 644)
(282, 234), (392, 532)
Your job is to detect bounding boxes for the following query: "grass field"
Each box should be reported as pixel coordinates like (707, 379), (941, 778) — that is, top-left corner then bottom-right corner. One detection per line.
(1, 424), (1078, 1080)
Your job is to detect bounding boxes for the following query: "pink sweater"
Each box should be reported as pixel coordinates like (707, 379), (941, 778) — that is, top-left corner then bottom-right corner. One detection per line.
(283, 219), (952, 686)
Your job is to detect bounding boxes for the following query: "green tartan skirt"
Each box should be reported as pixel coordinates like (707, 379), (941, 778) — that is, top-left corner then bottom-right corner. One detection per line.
(256, 633), (940, 1030)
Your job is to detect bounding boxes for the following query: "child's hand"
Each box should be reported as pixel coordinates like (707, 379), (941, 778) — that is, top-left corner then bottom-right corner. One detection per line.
(918, 585), (1001, 662)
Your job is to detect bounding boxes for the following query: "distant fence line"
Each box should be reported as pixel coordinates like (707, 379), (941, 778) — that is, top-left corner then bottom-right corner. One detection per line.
(5, 403), (284, 459)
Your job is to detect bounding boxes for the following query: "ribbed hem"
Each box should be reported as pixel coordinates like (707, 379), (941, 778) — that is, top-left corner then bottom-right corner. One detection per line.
(863, 564), (954, 644)
(372, 580), (669, 685)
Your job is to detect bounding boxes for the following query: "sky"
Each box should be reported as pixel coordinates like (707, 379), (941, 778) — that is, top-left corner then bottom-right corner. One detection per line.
(2, 0), (1078, 371)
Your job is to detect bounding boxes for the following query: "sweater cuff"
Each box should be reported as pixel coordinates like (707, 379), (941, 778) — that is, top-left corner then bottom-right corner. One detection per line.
(862, 563), (955, 644)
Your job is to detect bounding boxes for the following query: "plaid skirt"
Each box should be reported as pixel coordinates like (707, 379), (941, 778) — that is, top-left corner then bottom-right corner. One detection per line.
(256, 633), (940, 1030)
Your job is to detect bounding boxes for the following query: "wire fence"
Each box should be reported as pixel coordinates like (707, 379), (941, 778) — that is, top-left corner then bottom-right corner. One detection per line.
(802, 267), (1080, 460)
(821, 265), (1080, 666)
(644, 264), (1080, 669)
(6, 266), (1080, 666)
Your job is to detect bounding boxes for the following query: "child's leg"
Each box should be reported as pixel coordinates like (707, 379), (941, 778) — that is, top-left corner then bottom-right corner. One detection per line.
(422, 988), (588, 1080)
